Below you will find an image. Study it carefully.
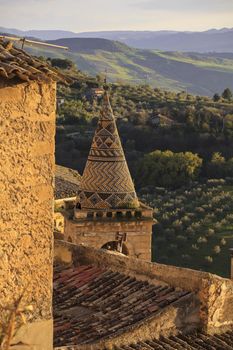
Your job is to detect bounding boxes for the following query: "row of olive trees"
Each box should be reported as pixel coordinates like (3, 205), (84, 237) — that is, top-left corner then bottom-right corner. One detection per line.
(144, 181), (233, 275)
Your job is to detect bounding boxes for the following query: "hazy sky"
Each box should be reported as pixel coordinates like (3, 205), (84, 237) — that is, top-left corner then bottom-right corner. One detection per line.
(0, 0), (233, 32)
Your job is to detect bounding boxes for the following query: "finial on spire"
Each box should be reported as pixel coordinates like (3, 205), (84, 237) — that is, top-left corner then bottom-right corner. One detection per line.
(104, 68), (108, 85)
(103, 82), (109, 93)
(100, 88), (113, 120)
(103, 68), (109, 92)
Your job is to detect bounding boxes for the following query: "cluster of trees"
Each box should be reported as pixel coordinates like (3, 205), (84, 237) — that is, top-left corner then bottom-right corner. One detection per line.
(135, 149), (233, 189)
(58, 99), (93, 124)
(136, 150), (202, 188)
(206, 152), (233, 179)
(49, 58), (75, 70)
(213, 88), (233, 102)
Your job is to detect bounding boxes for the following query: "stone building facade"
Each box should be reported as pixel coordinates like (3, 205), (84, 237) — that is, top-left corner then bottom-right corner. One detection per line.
(0, 39), (69, 350)
(62, 92), (153, 261)
(65, 204), (153, 260)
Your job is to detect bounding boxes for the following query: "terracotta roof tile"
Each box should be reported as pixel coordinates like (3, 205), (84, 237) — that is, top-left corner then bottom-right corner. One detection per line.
(55, 165), (81, 199)
(0, 39), (72, 84)
(53, 264), (191, 347)
(114, 331), (233, 350)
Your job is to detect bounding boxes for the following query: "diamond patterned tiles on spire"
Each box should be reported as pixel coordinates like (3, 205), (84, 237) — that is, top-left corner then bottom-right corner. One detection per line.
(78, 92), (139, 209)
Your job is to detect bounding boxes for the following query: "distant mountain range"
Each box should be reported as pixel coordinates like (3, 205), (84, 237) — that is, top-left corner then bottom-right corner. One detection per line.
(0, 27), (78, 40)
(1, 27), (233, 52)
(69, 29), (233, 53)
(16, 37), (233, 96)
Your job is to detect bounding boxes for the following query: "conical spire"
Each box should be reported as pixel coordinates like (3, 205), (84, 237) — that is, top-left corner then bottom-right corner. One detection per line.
(78, 92), (139, 209)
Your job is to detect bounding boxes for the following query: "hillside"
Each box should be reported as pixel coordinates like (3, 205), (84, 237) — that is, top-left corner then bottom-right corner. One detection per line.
(22, 37), (233, 96)
(48, 38), (130, 53)
(74, 29), (233, 52)
(1, 26), (233, 52)
(0, 26), (79, 40)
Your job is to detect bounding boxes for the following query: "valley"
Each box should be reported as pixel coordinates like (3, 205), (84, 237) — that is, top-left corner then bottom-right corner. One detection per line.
(21, 37), (233, 96)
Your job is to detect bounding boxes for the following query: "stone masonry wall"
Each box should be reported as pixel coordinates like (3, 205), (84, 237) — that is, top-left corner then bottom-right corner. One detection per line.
(64, 217), (152, 261)
(0, 80), (56, 349)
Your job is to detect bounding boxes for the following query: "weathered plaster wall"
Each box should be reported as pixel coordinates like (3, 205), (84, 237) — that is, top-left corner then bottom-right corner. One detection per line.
(0, 80), (56, 349)
(54, 241), (233, 336)
(64, 217), (152, 261)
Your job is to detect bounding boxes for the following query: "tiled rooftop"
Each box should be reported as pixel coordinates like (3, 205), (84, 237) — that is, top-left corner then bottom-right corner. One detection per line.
(53, 264), (191, 347)
(0, 38), (71, 83)
(114, 331), (233, 350)
(55, 165), (80, 199)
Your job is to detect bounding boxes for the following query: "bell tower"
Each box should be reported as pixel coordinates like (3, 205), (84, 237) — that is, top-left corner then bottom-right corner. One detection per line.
(64, 92), (153, 261)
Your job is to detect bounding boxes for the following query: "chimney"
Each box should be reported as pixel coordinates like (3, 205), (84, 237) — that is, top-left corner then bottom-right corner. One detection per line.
(230, 248), (233, 279)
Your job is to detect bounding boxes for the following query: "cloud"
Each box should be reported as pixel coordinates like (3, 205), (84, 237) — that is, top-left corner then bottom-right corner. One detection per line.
(135, 0), (233, 13)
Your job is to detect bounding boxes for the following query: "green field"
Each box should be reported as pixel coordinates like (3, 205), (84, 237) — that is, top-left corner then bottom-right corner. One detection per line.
(140, 180), (233, 277)
(156, 51), (233, 73)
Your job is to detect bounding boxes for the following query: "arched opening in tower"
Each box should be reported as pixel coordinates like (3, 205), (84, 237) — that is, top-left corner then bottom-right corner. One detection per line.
(101, 241), (129, 256)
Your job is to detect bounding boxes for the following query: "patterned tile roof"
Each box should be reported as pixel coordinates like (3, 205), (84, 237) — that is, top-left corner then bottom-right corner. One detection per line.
(78, 92), (139, 210)
(0, 38), (71, 83)
(53, 264), (191, 347)
(55, 165), (81, 199)
(114, 331), (233, 349)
